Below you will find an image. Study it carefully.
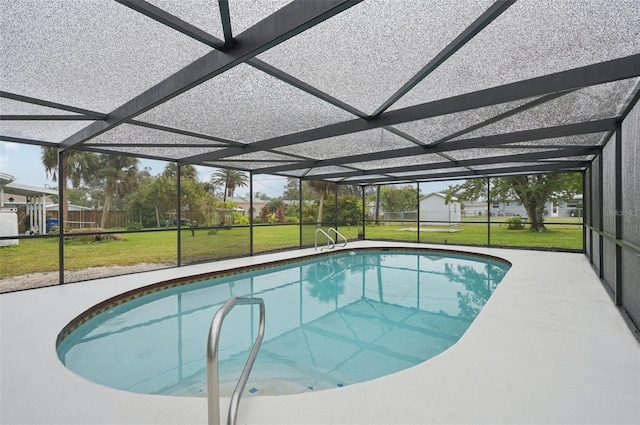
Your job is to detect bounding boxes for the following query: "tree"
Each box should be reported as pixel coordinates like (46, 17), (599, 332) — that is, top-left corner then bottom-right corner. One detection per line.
(284, 177), (316, 200)
(325, 194), (363, 225)
(254, 191), (271, 201)
(95, 154), (139, 229)
(266, 197), (284, 213)
(210, 169), (249, 201)
(368, 185), (418, 215)
(41, 147), (99, 221)
(444, 173), (582, 232)
(128, 175), (175, 227)
(304, 180), (335, 226)
(283, 177), (300, 200)
(162, 163), (198, 180)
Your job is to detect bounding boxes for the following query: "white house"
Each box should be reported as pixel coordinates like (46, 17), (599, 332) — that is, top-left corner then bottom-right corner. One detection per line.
(489, 200), (527, 217)
(419, 193), (461, 225)
(486, 195), (583, 218)
(1, 174), (58, 235)
(227, 196), (267, 219)
(462, 201), (487, 217)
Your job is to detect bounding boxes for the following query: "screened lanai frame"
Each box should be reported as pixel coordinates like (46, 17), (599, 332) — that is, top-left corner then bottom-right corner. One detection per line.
(1, 1), (640, 328)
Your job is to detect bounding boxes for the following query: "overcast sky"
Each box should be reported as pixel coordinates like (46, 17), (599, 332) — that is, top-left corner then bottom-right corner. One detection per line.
(0, 141), (289, 198)
(1, 141), (455, 197)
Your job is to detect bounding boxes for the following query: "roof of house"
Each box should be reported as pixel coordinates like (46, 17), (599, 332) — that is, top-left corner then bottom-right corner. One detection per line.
(420, 192), (458, 201)
(3, 182), (58, 198)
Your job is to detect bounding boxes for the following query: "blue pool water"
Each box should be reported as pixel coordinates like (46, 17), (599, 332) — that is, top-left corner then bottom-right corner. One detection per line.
(57, 249), (509, 397)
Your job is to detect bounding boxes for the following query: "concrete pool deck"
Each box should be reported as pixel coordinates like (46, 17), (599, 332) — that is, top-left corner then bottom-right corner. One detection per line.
(1, 242), (639, 424)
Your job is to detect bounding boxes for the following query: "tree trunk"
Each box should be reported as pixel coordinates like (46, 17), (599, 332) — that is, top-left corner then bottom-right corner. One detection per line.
(317, 191), (326, 227)
(155, 206), (160, 227)
(61, 181), (69, 230)
(60, 156), (69, 228)
(524, 202), (547, 232)
(100, 192), (112, 229)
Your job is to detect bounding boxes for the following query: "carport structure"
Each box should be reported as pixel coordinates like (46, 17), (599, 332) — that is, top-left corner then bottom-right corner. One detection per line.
(1, 0), (639, 332)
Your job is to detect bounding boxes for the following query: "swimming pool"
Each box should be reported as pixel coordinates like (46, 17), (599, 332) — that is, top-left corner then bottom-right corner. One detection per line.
(57, 248), (510, 397)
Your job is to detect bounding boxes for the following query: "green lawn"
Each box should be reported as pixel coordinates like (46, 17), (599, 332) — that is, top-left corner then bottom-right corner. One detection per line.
(0, 221), (582, 279)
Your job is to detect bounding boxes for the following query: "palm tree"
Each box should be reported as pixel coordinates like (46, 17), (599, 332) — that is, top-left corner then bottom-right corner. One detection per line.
(41, 147), (99, 222)
(306, 180), (334, 226)
(96, 154), (139, 229)
(210, 169), (248, 201)
(162, 163), (198, 180)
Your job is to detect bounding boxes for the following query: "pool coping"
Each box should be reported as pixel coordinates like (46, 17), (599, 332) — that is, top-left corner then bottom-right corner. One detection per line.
(55, 245), (511, 349)
(1, 241), (639, 424)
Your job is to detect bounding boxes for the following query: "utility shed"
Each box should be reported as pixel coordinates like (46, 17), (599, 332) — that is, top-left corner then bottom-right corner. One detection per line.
(419, 193), (461, 225)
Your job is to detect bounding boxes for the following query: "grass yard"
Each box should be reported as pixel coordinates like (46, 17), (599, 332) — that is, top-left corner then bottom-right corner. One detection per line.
(0, 220), (582, 280)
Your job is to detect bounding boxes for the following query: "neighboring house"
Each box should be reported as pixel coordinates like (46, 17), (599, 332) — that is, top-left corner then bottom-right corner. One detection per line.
(227, 196), (267, 219)
(549, 195), (583, 217)
(489, 200), (527, 217)
(1, 174), (57, 234)
(367, 200), (385, 219)
(419, 193), (461, 225)
(485, 195), (583, 218)
(462, 201), (487, 217)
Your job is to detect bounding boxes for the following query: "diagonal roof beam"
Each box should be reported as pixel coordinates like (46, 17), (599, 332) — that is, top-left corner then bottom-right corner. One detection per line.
(0, 115), (98, 121)
(250, 119), (615, 174)
(421, 90), (577, 148)
(0, 91), (107, 119)
(181, 54), (640, 165)
(59, 0), (362, 151)
(371, 0), (515, 117)
(303, 147), (598, 180)
(0, 135), (59, 148)
(118, 1), (369, 119)
(338, 161), (589, 185)
(115, 0), (225, 49)
(247, 59), (369, 118)
(127, 120), (244, 146)
(618, 79), (640, 122)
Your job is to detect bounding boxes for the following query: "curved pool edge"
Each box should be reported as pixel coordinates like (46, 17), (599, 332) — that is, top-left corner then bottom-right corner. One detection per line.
(3, 241), (639, 425)
(55, 244), (512, 353)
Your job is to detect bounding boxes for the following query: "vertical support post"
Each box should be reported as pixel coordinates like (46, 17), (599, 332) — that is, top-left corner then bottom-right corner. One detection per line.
(361, 185), (366, 240)
(298, 178), (303, 248)
(58, 149), (65, 285)
(177, 163), (182, 267)
(588, 163), (594, 265)
(335, 184), (338, 231)
(177, 293), (183, 381)
(41, 195), (46, 234)
(598, 151), (604, 278)
(581, 171), (586, 253)
(486, 177), (491, 246)
(249, 172), (254, 256)
(416, 182), (420, 243)
(29, 198), (34, 232)
(614, 124), (623, 305)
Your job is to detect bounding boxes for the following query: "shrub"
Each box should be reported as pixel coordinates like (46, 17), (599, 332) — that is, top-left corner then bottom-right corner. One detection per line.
(126, 222), (143, 231)
(506, 216), (525, 230)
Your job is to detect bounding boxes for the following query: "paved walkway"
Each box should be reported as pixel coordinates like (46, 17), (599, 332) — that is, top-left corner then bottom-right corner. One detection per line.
(1, 242), (639, 424)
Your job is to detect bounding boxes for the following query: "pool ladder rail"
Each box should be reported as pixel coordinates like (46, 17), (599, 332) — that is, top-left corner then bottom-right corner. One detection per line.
(207, 296), (266, 425)
(314, 227), (348, 251)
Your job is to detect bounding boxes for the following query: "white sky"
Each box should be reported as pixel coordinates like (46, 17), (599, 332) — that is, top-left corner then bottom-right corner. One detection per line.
(1, 141), (456, 197)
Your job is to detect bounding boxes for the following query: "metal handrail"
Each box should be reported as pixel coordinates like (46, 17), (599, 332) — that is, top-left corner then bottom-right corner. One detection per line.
(327, 227), (348, 247)
(207, 296), (266, 425)
(315, 228), (335, 251)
